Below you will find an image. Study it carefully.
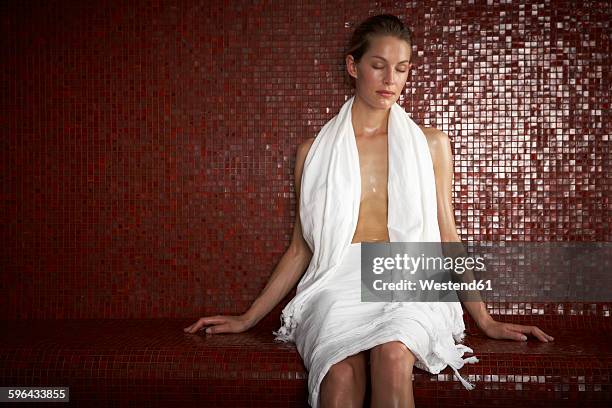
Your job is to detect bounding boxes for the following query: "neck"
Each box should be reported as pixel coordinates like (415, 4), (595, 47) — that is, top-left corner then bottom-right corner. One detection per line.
(350, 93), (391, 138)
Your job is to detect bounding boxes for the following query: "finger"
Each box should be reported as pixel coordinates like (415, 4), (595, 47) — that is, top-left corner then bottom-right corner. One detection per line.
(205, 323), (231, 334)
(533, 327), (555, 342)
(530, 328), (547, 342)
(185, 323), (203, 334)
(505, 323), (532, 333)
(183, 321), (203, 333)
(508, 324), (540, 338)
(199, 317), (227, 326)
(510, 324), (556, 343)
(184, 317), (226, 333)
(512, 325), (550, 342)
(525, 328), (546, 342)
(535, 326), (554, 341)
(504, 327), (528, 341)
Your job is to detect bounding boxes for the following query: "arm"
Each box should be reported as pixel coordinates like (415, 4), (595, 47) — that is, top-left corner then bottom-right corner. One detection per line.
(242, 138), (315, 327)
(421, 127), (493, 328)
(422, 127), (554, 343)
(184, 138), (315, 334)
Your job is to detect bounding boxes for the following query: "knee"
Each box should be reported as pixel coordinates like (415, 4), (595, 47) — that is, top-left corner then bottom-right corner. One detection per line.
(323, 361), (359, 388)
(370, 341), (416, 373)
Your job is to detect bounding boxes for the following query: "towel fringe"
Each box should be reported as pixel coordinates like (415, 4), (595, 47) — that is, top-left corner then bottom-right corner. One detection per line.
(430, 328), (479, 391)
(273, 308), (298, 343)
(451, 366), (476, 390)
(448, 351), (479, 389)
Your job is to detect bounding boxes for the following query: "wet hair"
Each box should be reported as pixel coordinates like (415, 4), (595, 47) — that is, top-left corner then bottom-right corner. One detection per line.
(344, 14), (414, 89)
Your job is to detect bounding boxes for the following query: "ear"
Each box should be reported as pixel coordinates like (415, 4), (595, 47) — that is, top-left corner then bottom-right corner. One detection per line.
(345, 55), (357, 80)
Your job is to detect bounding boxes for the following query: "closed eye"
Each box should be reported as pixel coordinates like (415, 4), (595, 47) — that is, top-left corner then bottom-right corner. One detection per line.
(373, 66), (407, 73)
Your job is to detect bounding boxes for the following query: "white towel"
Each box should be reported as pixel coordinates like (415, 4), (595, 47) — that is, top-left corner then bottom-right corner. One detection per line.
(273, 95), (479, 397)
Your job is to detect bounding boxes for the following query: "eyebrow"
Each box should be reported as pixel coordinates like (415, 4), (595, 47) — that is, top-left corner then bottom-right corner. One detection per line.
(371, 55), (410, 64)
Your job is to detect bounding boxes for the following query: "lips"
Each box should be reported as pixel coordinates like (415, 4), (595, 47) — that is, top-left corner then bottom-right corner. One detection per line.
(377, 91), (394, 95)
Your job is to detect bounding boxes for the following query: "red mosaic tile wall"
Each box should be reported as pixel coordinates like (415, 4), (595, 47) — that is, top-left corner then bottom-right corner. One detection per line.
(2, 1), (609, 319)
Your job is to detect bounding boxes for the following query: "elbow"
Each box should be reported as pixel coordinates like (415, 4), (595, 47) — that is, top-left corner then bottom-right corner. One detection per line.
(287, 241), (312, 262)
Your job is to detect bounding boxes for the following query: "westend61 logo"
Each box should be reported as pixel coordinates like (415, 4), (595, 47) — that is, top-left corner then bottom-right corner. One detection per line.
(360, 241), (612, 303)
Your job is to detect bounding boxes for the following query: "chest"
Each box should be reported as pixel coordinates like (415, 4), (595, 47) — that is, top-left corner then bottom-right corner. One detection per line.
(355, 133), (389, 200)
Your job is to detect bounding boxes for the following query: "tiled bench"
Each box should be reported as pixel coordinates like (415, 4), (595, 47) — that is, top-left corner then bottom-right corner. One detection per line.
(1, 306), (610, 407)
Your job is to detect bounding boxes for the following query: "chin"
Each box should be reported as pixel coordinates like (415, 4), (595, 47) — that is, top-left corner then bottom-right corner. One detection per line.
(374, 95), (396, 105)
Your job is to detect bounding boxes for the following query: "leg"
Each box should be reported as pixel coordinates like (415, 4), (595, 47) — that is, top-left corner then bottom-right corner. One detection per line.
(319, 350), (368, 408)
(369, 341), (416, 408)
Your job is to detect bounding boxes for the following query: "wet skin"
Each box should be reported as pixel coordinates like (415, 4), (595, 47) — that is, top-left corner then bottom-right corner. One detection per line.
(350, 128), (390, 244)
(349, 125), (433, 244)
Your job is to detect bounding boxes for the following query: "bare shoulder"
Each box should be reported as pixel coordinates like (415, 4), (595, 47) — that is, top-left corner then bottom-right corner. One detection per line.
(298, 137), (315, 154)
(419, 126), (451, 164)
(294, 137), (316, 181)
(296, 137), (316, 165)
(419, 126), (449, 147)
(291, 137), (317, 208)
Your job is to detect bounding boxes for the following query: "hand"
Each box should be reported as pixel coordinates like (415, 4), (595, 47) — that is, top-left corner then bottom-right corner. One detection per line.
(478, 318), (555, 343)
(183, 314), (254, 335)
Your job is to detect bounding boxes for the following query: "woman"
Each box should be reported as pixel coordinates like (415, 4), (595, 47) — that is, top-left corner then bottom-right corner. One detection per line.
(184, 14), (554, 408)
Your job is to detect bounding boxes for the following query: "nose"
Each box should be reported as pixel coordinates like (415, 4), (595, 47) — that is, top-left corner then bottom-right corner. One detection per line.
(383, 67), (396, 85)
